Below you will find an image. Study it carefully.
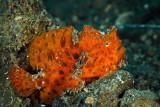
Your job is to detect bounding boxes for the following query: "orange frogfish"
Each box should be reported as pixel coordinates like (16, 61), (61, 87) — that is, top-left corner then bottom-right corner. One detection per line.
(9, 26), (125, 104)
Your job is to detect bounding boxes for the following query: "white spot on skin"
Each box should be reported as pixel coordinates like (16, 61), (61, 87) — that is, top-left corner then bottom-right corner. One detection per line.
(55, 53), (59, 60)
(42, 81), (45, 85)
(41, 72), (45, 77)
(105, 68), (109, 72)
(104, 42), (110, 47)
(37, 86), (41, 90)
(16, 69), (20, 72)
(55, 56), (58, 59)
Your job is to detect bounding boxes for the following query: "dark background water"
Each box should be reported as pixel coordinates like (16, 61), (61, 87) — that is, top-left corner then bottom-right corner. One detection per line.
(43, 0), (160, 29)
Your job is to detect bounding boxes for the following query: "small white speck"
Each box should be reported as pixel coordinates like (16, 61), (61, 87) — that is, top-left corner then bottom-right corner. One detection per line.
(104, 42), (110, 47)
(42, 72), (45, 77)
(42, 81), (45, 85)
(100, 31), (105, 35)
(116, 75), (124, 84)
(16, 69), (19, 72)
(40, 68), (43, 71)
(14, 16), (23, 21)
(133, 80), (135, 84)
(85, 96), (95, 105)
(4, 72), (8, 75)
(55, 56), (58, 59)
(83, 88), (89, 92)
(41, 104), (46, 107)
(105, 68), (108, 71)
(144, 4), (149, 9)
(37, 86), (41, 90)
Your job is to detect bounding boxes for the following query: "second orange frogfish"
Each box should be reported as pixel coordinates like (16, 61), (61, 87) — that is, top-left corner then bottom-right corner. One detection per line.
(9, 26), (125, 104)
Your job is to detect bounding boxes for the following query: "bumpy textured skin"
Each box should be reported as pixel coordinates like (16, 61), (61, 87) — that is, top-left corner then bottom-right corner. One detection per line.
(79, 26), (125, 80)
(29, 27), (81, 103)
(9, 26), (125, 104)
(9, 65), (36, 96)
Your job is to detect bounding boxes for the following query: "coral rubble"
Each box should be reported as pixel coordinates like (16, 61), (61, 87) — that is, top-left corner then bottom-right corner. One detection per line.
(52, 70), (133, 107)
